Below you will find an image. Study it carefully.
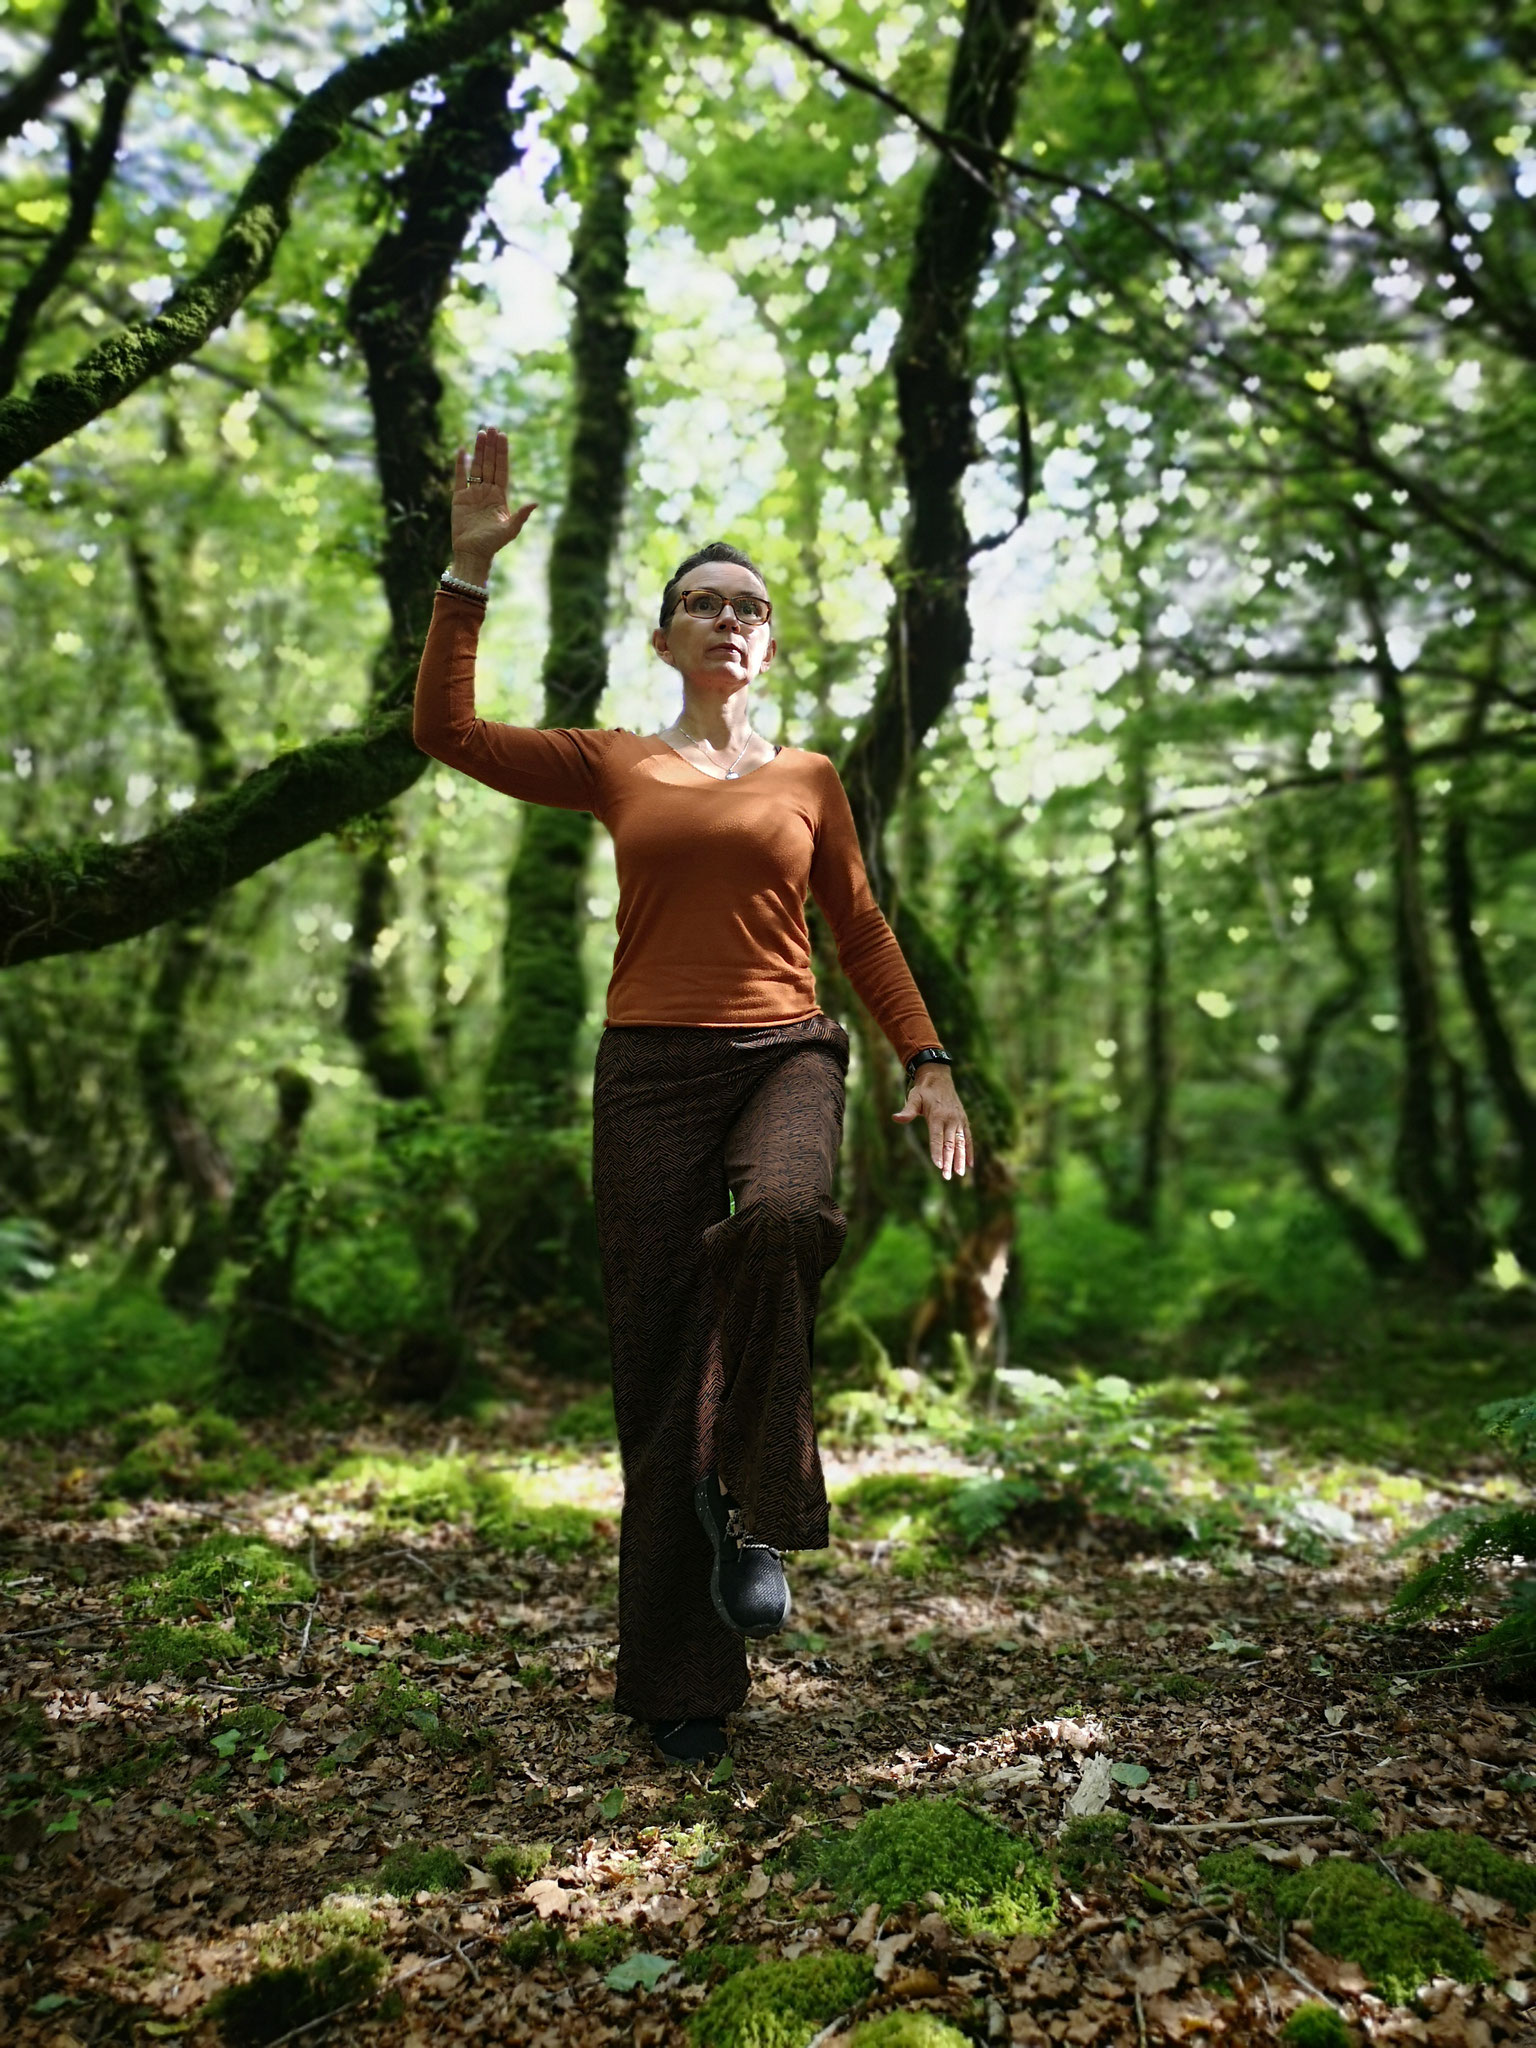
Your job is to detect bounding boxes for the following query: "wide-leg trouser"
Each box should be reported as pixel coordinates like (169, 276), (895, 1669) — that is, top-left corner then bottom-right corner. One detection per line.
(591, 1013), (850, 1722)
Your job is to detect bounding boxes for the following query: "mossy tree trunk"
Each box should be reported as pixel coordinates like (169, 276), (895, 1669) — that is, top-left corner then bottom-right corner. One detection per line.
(338, 27), (525, 1104)
(826, 0), (1040, 1373)
(461, 8), (651, 1363)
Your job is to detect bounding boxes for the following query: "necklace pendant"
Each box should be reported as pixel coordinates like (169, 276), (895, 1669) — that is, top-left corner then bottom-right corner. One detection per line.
(725, 769), (739, 780)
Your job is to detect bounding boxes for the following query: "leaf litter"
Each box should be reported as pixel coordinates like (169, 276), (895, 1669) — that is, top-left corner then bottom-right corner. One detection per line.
(1, 1400), (1534, 2045)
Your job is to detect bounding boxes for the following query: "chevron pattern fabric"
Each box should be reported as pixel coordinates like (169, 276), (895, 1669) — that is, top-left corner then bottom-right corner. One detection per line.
(592, 1014), (851, 1722)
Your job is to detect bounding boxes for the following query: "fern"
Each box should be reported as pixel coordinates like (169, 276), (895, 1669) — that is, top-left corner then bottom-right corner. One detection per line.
(1478, 1393), (1536, 1463)
(1393, 1510), (1536, 1625)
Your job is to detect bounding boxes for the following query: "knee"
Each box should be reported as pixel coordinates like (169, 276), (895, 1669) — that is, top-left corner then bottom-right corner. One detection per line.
(736, 1192), (847, 1272)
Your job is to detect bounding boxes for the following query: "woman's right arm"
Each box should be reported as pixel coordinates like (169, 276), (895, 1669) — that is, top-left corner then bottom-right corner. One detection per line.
(411, 425), (607, 812)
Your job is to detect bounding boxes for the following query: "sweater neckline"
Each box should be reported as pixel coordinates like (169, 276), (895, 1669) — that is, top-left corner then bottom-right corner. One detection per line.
(653, 734), (785, 783)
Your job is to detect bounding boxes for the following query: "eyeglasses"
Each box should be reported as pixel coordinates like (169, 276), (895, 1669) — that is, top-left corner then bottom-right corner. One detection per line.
(672, 588), (773, 627)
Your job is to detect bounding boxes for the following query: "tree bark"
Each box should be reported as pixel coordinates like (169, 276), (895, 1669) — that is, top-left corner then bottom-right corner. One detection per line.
(339, 28), (524, 1102)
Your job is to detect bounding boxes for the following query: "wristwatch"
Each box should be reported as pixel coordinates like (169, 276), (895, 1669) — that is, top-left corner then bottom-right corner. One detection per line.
(904, 1046), (953, 1087)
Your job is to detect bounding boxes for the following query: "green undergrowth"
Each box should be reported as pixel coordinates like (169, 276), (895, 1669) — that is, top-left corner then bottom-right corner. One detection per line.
(500, 1920), (633, 1971)
(114, 1536), (315, 1679)
(810, 1796), (1057, 1939)
(829, 1473), (964, 1575)
(314, 1452), (601, 1558)
(354, 1665), (474, 1758)
(487, 1841), (552, 1890)
(0, 1275), (222, 1437)
(550, 1389), (618, 1444)
(690, 1951), (874, 2048)
(1397, 1830), (1536, 1912)
(370, 1844), (467, 1896)
(1200, 1851), (1489, 2002)
(1057, 1812), (1130, 1887)
(103, 1402), (297, 1501)
(209, 1939), (387, 2046)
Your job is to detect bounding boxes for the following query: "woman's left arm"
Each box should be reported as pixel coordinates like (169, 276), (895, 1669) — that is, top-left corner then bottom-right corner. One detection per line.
(807, 762), (975, 1180)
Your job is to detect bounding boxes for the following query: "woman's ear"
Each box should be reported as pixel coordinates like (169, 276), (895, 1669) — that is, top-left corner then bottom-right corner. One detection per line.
(651, 626), (674, 668)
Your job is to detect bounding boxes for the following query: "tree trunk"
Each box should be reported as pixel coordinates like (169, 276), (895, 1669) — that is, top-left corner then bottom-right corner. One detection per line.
(1121, 730), (1170, 1233)
(460, 7), (650, 1360)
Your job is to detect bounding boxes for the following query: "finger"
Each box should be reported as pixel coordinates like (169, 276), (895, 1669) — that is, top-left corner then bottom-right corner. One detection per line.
(494, 428), (509, 495)
(472, 424), (488, 478)
(453, 445), (467, 491)
(507, 501), (539, 539)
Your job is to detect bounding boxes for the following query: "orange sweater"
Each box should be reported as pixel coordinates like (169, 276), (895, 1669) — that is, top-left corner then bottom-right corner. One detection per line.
(412, 591), (941, 1068)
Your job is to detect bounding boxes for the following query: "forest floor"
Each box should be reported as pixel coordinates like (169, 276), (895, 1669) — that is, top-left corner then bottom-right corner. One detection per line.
(2, 1340), (1534, 2048)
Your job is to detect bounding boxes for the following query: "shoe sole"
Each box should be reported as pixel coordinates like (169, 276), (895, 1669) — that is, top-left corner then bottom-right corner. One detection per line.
(694, 1482), (791, 1640)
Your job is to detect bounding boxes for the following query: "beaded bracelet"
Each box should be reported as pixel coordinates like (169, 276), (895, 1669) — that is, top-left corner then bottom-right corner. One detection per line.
(439, 571), (489, 604)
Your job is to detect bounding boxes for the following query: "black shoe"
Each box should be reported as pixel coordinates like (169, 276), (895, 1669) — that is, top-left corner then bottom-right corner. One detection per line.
(694, 1472), (791, 1639)
(649, 1716), (728, 1764)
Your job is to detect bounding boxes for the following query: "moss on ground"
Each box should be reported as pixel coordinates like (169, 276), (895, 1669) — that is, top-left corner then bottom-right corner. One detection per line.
(681, 1943), (762, 1985)
(105, 1402), (294, 1500)
(846, 2018), (972, 2048)
(371, 1844), (467, 1896)
(487, 1841), (551, 1890)
(813, 1797), (1056, 1939)
(1397, 1829), (1536, 1912)
(1058, 1812), (1129, 1887)
(114, 1536), (314, 1678)
(690, 1952), (874, 2048)
(209, 1939), (386, 2046)
(1203, 1852), (1489, 2004)
(1281, 2004), (1353, 2048)
(252, 1902), (384, 1970)
(317, 1452), (600, 1558)
(828, 1472), (964, 1576)
(113, 1621), (244, 1681)
(502, 1921), (562, 1968)
(562, 1922), (632, 1968)
(356, 1664), (468, 1756)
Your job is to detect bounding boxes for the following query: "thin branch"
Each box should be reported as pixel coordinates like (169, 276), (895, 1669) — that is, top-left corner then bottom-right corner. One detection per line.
(0, 0), (100, 147)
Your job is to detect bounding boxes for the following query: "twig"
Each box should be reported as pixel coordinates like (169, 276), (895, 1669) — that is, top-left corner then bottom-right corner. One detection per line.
(451, 1937), (480, 1986)
(1230, 1927), (1340, 2012)
(1133, 1985), (1148, 2048)
(298, 1536), (321, 1664)
(1151, 1814), (1333, 1835)
(1063, 1913), (1126, 1947)
(371, 1547), (447, 1582)
(806, 2015), (855, 2048)
(0, 1621), (92, 1640)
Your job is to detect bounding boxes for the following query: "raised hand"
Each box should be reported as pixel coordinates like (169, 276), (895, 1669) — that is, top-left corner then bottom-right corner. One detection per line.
(451, 425), (537, 580)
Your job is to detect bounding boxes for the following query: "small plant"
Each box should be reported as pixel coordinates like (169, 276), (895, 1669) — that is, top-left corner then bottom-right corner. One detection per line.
(1057, 1812), (1129, 1887)
(209, 1940), (386, 2046)
(503, 1921), (562, 1967)
(119, 1536), (314, 1674)
(356, 1664), (467, 1756)
(486, 1841), (552, 1890)
(814, 1797), (1056, 1939)
(690, 1953), (874, 2048)
(563, 1923), (631, 1969)
(371, 1844), (467, 1896)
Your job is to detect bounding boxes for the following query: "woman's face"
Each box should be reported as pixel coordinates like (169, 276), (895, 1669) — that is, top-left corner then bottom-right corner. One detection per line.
(652, 561), (775, 690)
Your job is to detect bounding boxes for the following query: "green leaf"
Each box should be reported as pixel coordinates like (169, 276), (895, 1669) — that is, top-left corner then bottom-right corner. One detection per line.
(599, 1786), (624, 1820)
(345, 1639), (381, 1656)
(709, 1755), (734, 1786)
(605, 1952), (672, 1992)
(269, 1760), (287, 1786)
(44, 1810), (80, 1835)
(31, 1993), (72, 2013)
(693, 1844), (723, 1871)
(1110, 1761), (1150, 1788)
(210, 1729), (241, 1757)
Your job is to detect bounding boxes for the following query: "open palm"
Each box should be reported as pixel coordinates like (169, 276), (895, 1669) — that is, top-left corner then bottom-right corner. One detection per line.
(451, 425), (537, 568)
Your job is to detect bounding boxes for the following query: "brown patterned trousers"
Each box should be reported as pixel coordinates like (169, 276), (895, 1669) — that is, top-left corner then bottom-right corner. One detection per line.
(591, 1013), (851, 1722)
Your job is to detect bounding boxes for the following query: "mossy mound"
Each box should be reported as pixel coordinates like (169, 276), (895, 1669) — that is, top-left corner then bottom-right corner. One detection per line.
(318, 1452), (600, 1559)
(814, 1797), (1056, 1939)
(1278, 1860), (1489, 2002)
(1281, 2004), (1353, 2048)
(690, 1952), (874, 2048)
(1398, 1829), (1536, 1913)
(118, 1536), (315, 1673)
(105, 1403), (291, 1501)
(563, 1923), (631, 1968)
(503, 1922), (562, 1968)
(371, 1845), (467, 1896)
(1058, 1812), (1129, 1886)
(210, 1939), (386, 2046)
(487, 1840), (552, 1890)
(1202, 1851), (1489, 2003)
(847, 2017), (972, 2048)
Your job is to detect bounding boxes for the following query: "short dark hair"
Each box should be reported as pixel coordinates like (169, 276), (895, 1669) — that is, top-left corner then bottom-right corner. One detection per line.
(659, 542), (768, 628)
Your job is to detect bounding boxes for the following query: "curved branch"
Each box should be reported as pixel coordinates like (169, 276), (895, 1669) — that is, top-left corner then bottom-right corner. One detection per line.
(0, 711), (424, 968)
(0, 0), (100, 146)
(0, 0), (552, 480)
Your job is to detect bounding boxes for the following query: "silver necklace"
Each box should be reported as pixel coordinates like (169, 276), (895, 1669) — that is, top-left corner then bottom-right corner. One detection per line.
(677, 722), (755, 779)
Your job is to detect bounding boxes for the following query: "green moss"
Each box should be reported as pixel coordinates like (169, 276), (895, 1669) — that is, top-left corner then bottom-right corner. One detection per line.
(1281, 2004), (1353, 2048)
(1397, 1829), (1536, 1913)
(113, 1621), (238, 1681)
(316, 1452), (600, 1558)
(550, 1390), (617, 1443)
(253, 1903), (384, 1970)
(1153, 1672), (1209, 1702)
(813, 1797), (1057, 1939)
(1058, 1812), (1129, 1886)
(846, 2019), (972, 2048)
(690, 1953), (874, 2048)
(105, 1404), (294, 1500)
(0, 1277), (222, 1437)
(371, 1844), (467, 1895)
(502, 1921), (562, 1968)
(124, 1536), (314, 1642)
(487, 1841), (552, 1890)
(829, 1472), (964, 1575)
(563, 1923), (631, 1968)
(1198, 1850), (1286, 1920)
(209, 1940), (386, 2046)
(1277, 1861), (1489, 2004)
(681, 1943), (762, 1985)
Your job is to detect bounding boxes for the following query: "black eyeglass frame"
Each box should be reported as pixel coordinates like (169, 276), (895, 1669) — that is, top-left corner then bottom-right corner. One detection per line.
(666, 587), (774, 628)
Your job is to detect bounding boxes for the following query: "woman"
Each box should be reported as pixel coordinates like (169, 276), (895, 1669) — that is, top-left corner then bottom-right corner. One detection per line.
(413, 425), (973, 1764)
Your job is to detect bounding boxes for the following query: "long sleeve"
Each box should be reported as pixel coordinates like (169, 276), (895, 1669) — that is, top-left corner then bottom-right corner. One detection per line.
(411, 589), (610, 813)
(807, 759), (941, 1070)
